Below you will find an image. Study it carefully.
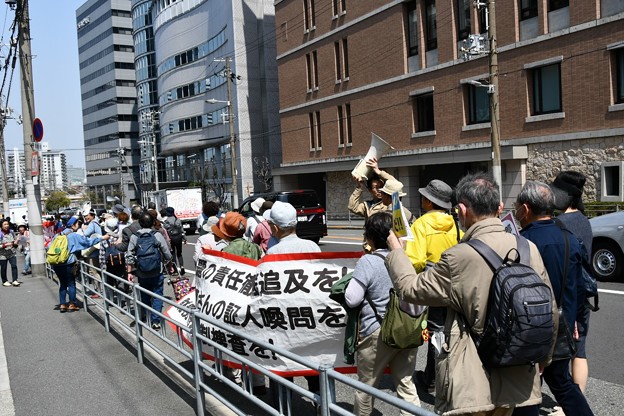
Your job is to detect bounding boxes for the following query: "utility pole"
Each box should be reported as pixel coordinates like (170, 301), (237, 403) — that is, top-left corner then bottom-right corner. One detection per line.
(17, 0), (44, 275)
(0, 105), (10, 218)
(225, 56), (238, 209)
(488, 0), (502, 198)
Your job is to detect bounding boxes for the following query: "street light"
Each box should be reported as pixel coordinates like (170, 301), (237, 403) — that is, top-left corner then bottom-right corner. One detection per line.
(206, 88), (238, 209)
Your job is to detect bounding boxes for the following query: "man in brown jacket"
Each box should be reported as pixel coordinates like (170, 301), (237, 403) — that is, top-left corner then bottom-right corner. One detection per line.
(386, 172), (557, 416)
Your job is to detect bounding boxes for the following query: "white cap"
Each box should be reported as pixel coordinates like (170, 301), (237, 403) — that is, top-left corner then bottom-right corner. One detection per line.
(251, 197), (266, 214)
(262, 201), (297, 228)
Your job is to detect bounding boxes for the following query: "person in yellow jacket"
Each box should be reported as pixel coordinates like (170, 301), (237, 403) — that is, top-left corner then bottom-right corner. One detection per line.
(404, 179), (461, 393)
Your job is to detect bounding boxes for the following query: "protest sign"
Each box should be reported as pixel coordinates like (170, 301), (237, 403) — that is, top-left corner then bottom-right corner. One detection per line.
(166, 250), (362, 376)
(391, 192), (414, 240)
(500, 212), (520, 236)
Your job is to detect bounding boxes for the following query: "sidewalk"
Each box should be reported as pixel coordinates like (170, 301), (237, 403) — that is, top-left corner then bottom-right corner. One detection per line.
(0, 262), (197, 416)
(327, 218), (364, 230)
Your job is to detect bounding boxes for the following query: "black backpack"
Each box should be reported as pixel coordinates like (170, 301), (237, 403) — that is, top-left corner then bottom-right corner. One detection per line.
(134, 230), (162, 276)
(467, 236), (555, 368)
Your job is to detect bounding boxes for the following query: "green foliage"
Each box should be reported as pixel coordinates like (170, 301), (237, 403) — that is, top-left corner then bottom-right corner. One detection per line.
(45, 191), (71, 213)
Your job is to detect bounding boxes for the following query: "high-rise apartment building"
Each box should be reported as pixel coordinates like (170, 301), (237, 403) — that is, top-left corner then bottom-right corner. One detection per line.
(76, 0), (140, 207)
(274, 0), (624, 217)
(7, 143), (67, 196)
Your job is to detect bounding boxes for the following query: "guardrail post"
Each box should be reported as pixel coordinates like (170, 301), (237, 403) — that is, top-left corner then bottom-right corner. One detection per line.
(317, 363), (334, 416)
(102, 269), (111, 333)
(132, 282), (144, 364)
(190, 307), (206, 414)
(79, 262), (89, 313)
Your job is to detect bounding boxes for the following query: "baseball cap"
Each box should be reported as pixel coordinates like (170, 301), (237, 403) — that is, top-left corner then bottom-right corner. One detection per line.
(66, 216), (78, 227)
(212, 212), (247, 240)
(112, 204), (126, 215)
(263, 201), (297, 228)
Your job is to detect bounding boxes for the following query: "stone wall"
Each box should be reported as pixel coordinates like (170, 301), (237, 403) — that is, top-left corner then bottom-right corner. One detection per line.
(326, 171), (360, 220)
(526, 136), (624, 202)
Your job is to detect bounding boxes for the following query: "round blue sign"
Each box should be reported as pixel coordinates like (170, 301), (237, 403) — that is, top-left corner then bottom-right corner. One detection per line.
(33, 118), (44, 142)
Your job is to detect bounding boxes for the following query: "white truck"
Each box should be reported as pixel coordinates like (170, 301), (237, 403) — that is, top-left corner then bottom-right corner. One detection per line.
(8, 198), (28, 226)
(153, 188), (203, 234)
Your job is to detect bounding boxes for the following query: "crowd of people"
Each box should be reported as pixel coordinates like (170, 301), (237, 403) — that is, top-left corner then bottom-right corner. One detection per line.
(344, 165), (594, 416)
(32, 165), (597, 415)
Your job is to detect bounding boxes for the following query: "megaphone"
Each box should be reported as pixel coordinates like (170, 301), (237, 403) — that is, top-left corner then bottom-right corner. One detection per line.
(106, 196), (120, 203)
(351, 132), (395, 180)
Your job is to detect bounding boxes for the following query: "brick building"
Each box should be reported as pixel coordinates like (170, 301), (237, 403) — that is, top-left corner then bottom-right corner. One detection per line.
(274, 0), (624, 218)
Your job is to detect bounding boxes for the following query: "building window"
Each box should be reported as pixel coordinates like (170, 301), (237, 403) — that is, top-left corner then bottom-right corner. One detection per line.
(531, 63), (562, 115)
(520, 0), (538, 20)
(467, 83), (491, 124)
(425, 0), (437, 51)
(616, 48), (624, 104)
(303, 0), (315, 32)
(478, 5), (488, 33)
(548, 0), (568, 12)
(337, 104), (352, 147)
(407, 1), (418, 56)
(309, 111), (321, 150)
(457, 0), (471, 41)
(332, 0), (346, 17)
(306, 51), (319, 91)
(413, 93), (435, 132)
(334, 38), (349, 81)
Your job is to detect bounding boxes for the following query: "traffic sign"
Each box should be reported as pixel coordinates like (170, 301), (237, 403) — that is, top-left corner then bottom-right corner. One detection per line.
(33, 118), (43, 142)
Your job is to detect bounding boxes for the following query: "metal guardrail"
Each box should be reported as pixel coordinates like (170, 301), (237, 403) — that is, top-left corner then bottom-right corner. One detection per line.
(45, 261), (435, 416)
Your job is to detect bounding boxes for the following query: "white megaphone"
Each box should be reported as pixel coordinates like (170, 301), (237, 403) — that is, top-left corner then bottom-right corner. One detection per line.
(351, 133), (395, 180)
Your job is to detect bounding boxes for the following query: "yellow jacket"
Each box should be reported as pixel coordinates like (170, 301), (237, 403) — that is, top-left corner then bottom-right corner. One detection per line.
(405, 210), (461, 272)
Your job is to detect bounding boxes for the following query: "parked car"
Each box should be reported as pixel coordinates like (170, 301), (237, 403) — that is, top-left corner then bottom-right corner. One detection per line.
(238, 190), (327, 243)
(590, 210), (624, 282)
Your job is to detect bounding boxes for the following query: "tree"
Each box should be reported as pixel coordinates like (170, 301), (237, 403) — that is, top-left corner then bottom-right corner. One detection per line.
(45, 191), (71, 213)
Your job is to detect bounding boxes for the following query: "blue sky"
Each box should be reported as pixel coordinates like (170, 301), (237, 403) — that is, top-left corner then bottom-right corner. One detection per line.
(3, 1), (86, 168)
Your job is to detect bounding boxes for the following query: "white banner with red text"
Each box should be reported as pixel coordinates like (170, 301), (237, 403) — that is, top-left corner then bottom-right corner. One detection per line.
(166, 250), (362, 376)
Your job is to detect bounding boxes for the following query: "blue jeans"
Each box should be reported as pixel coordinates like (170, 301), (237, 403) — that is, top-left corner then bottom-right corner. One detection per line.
(138, 274), (165, 323)
(543, 358), (594, 415)
(53, 263), (77, 304)
(0, 256), (18, 283)
(23, 250), (31, 273)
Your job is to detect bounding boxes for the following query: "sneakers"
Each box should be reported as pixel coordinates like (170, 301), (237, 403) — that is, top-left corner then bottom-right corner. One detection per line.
(12, 281), (21, 287)
(59, 304), (68, 313)
(89, 293), (101, 299)
(2, 281), (11, 287)
(415, 370), (435, 393)
(21, 271), (31, 275)
(548, 406), (566, 416)
(151, 322), (161, 331)
(68, 303), (81, 312)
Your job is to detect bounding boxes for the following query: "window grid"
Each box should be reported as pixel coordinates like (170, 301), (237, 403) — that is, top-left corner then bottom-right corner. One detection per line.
(312, 50), (319, 89)
(345, 103), (352, 145)
(532, 64), (562, 115)
(520, 0), (538, 20)
(425, 0), (437, 51)
(616, 49), (624, 104)
(407, 2), (418, 56)
(457, 0), (471, 41)
(342, 38), (349, 78)
(413, 93), (435, 132)
(337, 105), (344, 146)
(334, 42), (342, 82)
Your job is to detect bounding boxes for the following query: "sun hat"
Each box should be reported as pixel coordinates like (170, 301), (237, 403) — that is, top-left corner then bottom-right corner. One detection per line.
(211, 212), (247, 240)
(262, 201), (297, 228)
(419, 179), (453, 210)
(201, 216), (220, 233)
(379, 179), (406, 197)
(251, 197), (266, 214)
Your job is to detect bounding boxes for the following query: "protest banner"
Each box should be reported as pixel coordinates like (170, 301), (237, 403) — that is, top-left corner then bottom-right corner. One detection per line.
(500, 212), (520, 236)
(166, 249), (362, 376)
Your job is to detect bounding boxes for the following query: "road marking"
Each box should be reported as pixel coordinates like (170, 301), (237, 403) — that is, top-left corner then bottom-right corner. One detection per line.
(324, 235), (363, 242)
(320, 241), (363, 246)
(598, 288), (624, 295)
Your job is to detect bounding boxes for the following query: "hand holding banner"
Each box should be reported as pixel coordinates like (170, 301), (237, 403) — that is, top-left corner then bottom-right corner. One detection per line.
(391, 192), (414, 240)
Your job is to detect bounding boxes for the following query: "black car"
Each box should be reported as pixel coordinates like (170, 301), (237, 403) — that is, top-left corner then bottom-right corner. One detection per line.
(238, 190), (327, 243)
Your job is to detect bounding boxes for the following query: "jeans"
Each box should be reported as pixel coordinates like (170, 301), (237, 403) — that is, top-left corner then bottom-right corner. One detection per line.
(0, 256), (18, 283)
(53, 263), (77, 304)
(138, 274), (165, 323)
(23, 250), (31, 273)
(542, 358), (594, 415)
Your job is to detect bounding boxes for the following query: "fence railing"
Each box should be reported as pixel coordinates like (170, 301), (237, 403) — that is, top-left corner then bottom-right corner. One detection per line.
(46, 261), (435, 416)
